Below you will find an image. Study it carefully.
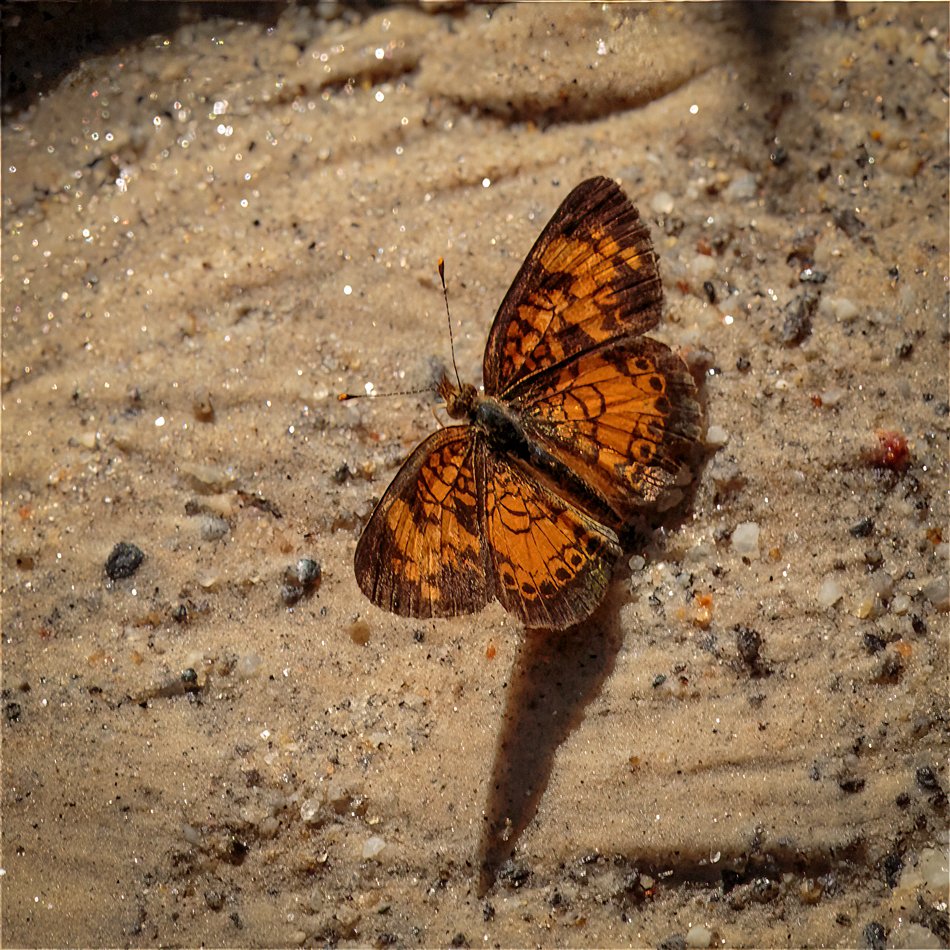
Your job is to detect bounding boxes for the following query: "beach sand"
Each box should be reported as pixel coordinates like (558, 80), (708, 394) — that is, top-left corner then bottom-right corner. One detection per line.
(3, 3), (948, 946)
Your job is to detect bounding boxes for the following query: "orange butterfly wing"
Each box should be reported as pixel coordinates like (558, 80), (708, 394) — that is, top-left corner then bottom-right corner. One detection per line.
(508, 337), (702, 522)
(484, 176), (662, 394)
(482, 452), (621, 629)
(354, 427), (491, 619)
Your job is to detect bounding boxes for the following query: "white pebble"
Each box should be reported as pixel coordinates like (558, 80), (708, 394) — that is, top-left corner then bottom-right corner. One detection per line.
(686, 924), (715, 948)
(362, 835), (386, 859)
(731, 522), (760, 557)
(825, 296), (859, 323)
(919, 847), (949, 892)
(923, 576), (949, 612)
(651, 191), (675, 215)
(890, 594), (911, 616)
(817, 575), (844, 608)
(300, 798), (321, 824)
(691, 253), (718, 282)
(705, 425), (729, 448)
(820, 387), (847, 408)
(723, 172), (757, 201)
(236, 654), (262, 679)
(628, 554), (646, 571)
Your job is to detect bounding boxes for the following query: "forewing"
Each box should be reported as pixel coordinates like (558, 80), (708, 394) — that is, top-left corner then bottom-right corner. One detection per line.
(355, 426), (491, 619)
(510, 337), (702, 521)
(484, 176), (662, 394)
(481, 452), (621, 630)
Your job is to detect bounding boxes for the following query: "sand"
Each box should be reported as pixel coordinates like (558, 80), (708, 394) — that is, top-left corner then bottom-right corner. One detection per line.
(2, 3), (948, 947)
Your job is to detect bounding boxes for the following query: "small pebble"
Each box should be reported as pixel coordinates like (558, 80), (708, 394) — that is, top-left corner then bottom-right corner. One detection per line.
(628, 554), (646, 571)
(731, 522), (760, 557)
(178, 462), (237, 493)
(199, 516), (230, 541)
(817, 576), (844, 608)
(300, 798), (321, 824)
(685, 924), (715, 948)
(890, 594), (911, 615)
(821, 296), (859, 323)
(348, 620), (371, 646)
(723, 172), (757, 202)
(362, 835), (386, 859)
(691, 253), (718, 283)
(236, 654), (262, 679)
(280, 557), (322, 606)
(705, 425), (729, 448)
(820, 387), (847, 408)
(922, 576), (949, 612)
(918, 847), (949, 892)
(850, 517), (875, 538)
(105, 542), (145, 580)
(650, 191), (675, 215)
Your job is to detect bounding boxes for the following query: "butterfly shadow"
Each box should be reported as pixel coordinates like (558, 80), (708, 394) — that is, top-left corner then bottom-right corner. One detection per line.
(476, 440), (710, 895)
(476, 586), (627, 895)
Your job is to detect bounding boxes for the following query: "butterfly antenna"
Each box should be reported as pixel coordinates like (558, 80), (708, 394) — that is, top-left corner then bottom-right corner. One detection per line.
(438, 258), (463, 391)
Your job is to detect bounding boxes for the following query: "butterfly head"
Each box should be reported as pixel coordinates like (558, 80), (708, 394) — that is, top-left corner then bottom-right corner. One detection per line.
(438, 373), (478, 421)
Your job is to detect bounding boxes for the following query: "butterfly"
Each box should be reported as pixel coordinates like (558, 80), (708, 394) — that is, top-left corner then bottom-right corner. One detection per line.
(353, 176), (702, 630)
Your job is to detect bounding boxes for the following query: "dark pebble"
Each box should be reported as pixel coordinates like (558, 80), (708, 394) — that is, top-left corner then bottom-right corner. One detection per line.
(863, 633), (886, 654)
(834, 207), (865, 237)
(658, 936), (687, 950)
(881, 851), (902, 888)
(280, 557), (322, 606)
(862, 921), (886, 950)
(496, 861), (530, 889)
(915, 765), (941, 791)
(5, 702), (22, 723)
(105, 542), (145, 580)
(736, 626), (769, 677)
(780, 292), (818, 346)
(849, 517), (875, 538)
(839, 774), (866, 793)
(204, 889), (224, 911)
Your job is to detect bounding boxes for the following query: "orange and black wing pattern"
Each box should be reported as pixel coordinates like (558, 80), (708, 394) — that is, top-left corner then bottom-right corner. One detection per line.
(481, 452), (621, 629)
(484, 176), (662, 395)
(509, 336), (702, 522)
(354, 427), (491, 619)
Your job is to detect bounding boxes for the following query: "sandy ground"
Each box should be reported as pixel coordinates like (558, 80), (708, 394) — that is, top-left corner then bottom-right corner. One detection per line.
(2, 2), (948, 947)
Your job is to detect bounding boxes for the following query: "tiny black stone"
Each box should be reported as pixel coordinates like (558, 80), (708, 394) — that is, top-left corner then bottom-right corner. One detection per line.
(849, 517), (874, 538)
(105, 542), (145, 580)
(5, 702), (22, 723)
(915, 765), (940, 791)
(862, 633), (886, 654)
(881, 851), (902, 888)
(839, 775), (866, 794)
(862, 921), (886, 950)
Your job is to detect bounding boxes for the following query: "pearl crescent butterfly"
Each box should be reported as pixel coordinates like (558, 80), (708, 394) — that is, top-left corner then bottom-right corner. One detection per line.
(353, 176), (702, 630)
